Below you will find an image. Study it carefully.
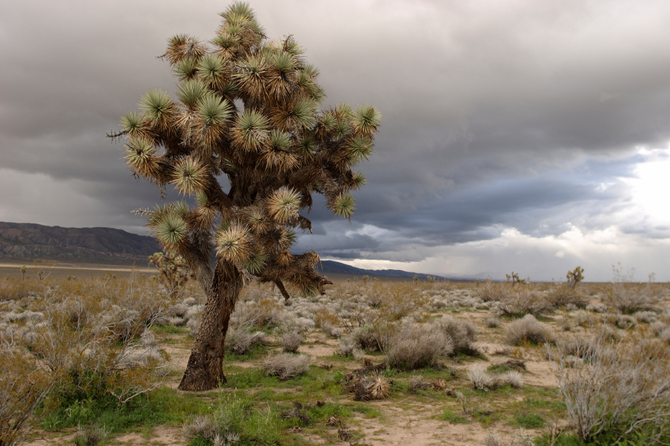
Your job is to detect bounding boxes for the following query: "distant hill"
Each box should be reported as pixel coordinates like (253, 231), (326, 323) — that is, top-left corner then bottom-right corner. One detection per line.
(0, 222), (160, 264)
(0, 222), (455, 279)
(317, 260), (446, 280)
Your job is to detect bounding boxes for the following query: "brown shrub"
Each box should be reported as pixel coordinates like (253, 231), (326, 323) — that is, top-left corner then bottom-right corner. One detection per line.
(384, 322), (453, 370)
(505, 314), (555, 346)
(263, 353), (310, 380)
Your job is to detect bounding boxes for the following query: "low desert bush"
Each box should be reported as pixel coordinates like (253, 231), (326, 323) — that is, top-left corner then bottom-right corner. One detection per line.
(337, 336), (364, 359)
(544, 283), (588, 309)
(183, 394), (281, 445)
(485, 317), (501, 328)
(281, 330), (304, 353)
(232, 297), (286, 328)
(383, 322), (453, 370)
(633, 310), (658, 324)
(371, 282), (428, 321)
(478, 280), (550, 316)
(73, 424), (108, 446)
(226, 326), (266, 355)
(467, 364), (524, 391)
(551, 332), (670, 444)
(435, 315), (478, 355)
(600, 265), (664, 314)
(468, 364), (497, 391)
(351, 324), (380, 352)
(615, 314), (636, 329)
(0, 346), (55, 446)
(505, 314), (555, 346)
(263, 353), (310, 380)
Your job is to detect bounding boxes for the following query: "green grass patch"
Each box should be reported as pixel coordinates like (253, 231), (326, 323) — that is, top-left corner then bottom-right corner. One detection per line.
(512, 413), (546, 429)
(41, 386), (209, 433)
(438, 408), (471, 424)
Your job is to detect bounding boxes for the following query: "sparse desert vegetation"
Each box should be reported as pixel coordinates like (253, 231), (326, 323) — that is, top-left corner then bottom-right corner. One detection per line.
(1, 265), (669, 446)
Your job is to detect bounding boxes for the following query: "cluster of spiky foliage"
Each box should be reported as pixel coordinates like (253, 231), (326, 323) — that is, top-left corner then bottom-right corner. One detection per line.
(115, 2), (380, 297)
(351, 373), (390, 401)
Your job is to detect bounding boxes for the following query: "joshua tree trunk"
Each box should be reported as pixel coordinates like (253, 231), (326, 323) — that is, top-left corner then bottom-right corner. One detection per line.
(178, 262), (243, 391)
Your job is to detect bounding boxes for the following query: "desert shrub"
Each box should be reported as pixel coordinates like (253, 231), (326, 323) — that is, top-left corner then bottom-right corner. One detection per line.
(633, 310), (658, 324)
(659, 328), (670, 345)
(371, 282), (428, 321)
(183, 394), (281, 445)
(467, 364), (522, 391)
(545, 283), (588, 309)
(351, 324), (380, 352)
(0, 346), (55, 446)
(383, 322), (453, 370)
(281, 330), (304, 353)
(499, 371), (524, 389)
(485, 317), (501, 328)
(650, 321), (668, 336)
(600, 265), (663, 314)
(435, 315), (478, 355)
(505, 314), (555, 346)
(615, 314), (636, 329)
(73, 424), (107, 446)
(551, 333), (670, 444)
(468, 364), (497, 390)
(226, 326), (265, 355)
(484, 432), (535, 446)
(232, 298), (286, 328)
(337, 336), (364, 359)
(478, 280), (550, 316)
(263, 353), (310, 380)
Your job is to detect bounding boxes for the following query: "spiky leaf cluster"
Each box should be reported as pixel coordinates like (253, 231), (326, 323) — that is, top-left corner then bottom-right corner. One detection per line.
(116, 2), (380, 294)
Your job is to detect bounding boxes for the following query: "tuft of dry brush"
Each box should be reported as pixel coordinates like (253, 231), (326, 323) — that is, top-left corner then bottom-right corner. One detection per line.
(382, 321), (453, 370)
(281, 330), (304, 353)
(263, 353), (310, 380)
(505, 314), (555, 346)
(550, 332), (670, 444)
(435, 315), (478, 355)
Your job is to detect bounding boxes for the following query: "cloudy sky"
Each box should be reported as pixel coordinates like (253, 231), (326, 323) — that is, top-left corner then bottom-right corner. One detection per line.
(2, 0), (670, 281)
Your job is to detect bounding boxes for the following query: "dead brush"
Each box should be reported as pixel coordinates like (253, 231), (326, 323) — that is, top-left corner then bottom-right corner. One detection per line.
(229, 298), (285, 329)
(505, 314), (555, 346)
(435, 315), (478, 355)
(545, 283), (589, 309)
(263, 353), (310, 380)
(550, 331), (670, 444)
(382, 321), (454, 370)
(408, 375), (447, 392)
(226, 326), (266, 355)
(347, 373), (390, 401)
(600, 266), (664, 314)
(0, 345), (54, 446)
(281, 330), (304, 353)
(372, 281), (428, 321)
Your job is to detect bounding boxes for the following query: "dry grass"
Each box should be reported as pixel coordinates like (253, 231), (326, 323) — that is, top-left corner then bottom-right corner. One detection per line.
(551, 331), (670, 443)
(505, 314), (555, 345)
(263, 353), (310, 380)
(383, 321), (453, 370)
(280, 330), (303, 353)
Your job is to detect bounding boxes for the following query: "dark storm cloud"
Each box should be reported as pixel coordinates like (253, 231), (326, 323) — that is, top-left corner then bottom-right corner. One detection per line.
(2, 0), (670, 280)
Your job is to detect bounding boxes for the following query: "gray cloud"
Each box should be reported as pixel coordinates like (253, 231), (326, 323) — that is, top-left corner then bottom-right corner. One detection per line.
(2, 0), (670, 280)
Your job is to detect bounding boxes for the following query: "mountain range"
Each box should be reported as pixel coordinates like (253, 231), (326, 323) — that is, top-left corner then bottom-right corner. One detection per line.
(0, 221), (450, 279)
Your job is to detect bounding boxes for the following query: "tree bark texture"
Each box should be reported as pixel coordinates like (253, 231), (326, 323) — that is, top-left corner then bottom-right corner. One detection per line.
(178, 261), (242, 391)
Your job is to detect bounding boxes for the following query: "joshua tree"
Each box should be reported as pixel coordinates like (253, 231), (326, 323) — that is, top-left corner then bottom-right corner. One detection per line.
(110, 3), (380, 390)
(566, 266), (584, 289)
